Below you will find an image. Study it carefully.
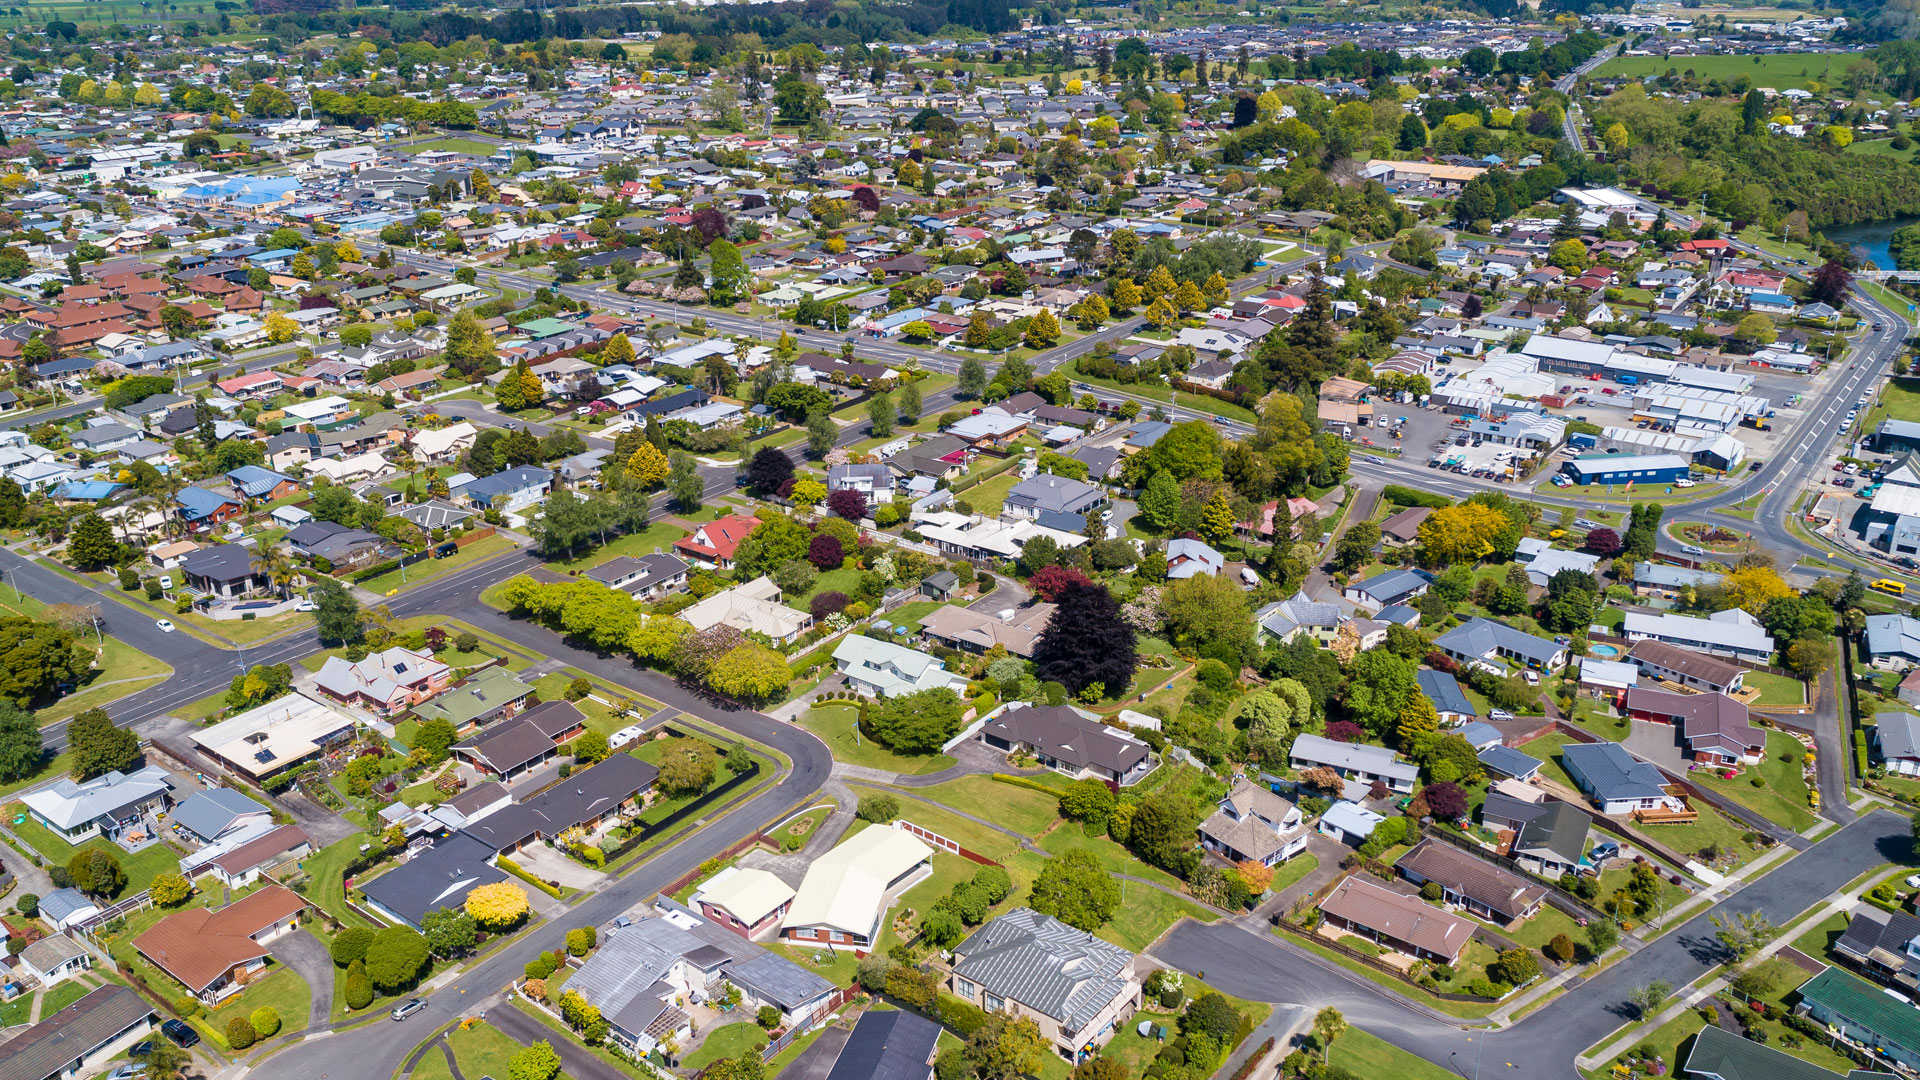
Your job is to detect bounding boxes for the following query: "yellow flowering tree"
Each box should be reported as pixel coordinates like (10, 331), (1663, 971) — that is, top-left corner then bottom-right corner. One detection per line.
(465, 881), (530, 929)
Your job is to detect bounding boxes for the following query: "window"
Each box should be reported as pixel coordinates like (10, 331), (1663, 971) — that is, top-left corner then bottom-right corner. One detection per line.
(984, 994), (1004, 1012)
(954, 979), (975, 998)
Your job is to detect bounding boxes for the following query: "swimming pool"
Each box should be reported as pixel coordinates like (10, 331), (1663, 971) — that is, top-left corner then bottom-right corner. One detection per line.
(1590, 644), (1620, 657)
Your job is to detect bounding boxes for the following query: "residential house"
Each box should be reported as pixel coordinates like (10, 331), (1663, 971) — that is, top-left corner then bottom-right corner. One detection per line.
(1796, 966), (1920, 1070)
(833, 635), (966, 698)
(21, 766), (173, 845)
(918, 603), (1054, 658)
(1621, 687), (1763, 767)
(410, 668), (536, 732)
(1833, 903), (1920, 991)
(816, 1010), (943, 1080)
(1165, 538), (1224, 579)
(0, 986), (155, 1080)
(979, 704), (1155, 786)
(1393, 840), (1546, 926)
(1254, 590), (1344, 646)
(312, 646), (452, 717)
(1559, 741), (1687, 815)
(169, 787), (270, 846)
(1004, 473), (1106, 520)
(459, 465), (551, 512)
(1416, 669), (1477, 726)
(1196, 779), (1309, 867)
(947, 908), (1142, 1064)
(1625, 640), (1748, 696)
(133, 885), (308, 1003)
(782, 825), (933, 950)
(18, 934), (92, 988)
(1434, 618), (1569, 672)
(178, 544), (270, 598)
(1621, 609), (1774, 664)
(583, 553), (689, 598)
(1868, 614), (1920, 671)
(1875, 712), (1920, 776)
(1683, 1024), (1849, 1080)
(673, 513), (762, 570)
(1481, 790), (1590, 878)
(358, 830), (509, 930)
(690, 867), (795, 940)
(192, 692), (358, 783)
(681, 577), (813, 645)
(1316, 874), (1473, 965)
(1288, 734), (1418, 794)
(1343, 569), (1431, 611)
(450, 702), (590, 781)
(461, 754), (657, 854)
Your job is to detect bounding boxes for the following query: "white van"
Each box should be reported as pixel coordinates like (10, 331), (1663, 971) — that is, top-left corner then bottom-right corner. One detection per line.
(1239, 567), (1259, 588)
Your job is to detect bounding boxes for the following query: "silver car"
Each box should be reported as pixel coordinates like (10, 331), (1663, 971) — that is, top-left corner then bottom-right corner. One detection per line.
(391, 998), (429, 1022)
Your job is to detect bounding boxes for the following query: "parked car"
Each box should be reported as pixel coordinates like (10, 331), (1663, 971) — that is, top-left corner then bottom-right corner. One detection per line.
(106, 1065), (148, 1080)
(391, 999), (428, 1022)
(294, 599), (318, 612)
(158, 575), (173, 591)
(161, 1020), (198, 1048)
(1674, 478), (1695, 488)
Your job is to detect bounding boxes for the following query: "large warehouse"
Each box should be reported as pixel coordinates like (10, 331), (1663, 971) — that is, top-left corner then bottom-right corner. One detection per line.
(1561, 453), (1691, 487)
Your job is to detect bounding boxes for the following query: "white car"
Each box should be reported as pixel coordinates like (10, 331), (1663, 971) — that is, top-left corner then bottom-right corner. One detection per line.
(294, 599), (318, 612)
(1523, 670), (1541, 687)
(1907, 873), (1920, 890)
(157, 575), (173, 591)
(1674, 478), (1695, 488)
(1682, 544), (1707, 556)
(154, 619), (175, 633)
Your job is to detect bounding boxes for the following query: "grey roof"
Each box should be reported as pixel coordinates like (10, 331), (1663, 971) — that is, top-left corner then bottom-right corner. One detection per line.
(21, 765), (172, 830)
(572, 907), (832, 1031)
(1835, 902), (1920, 968)
(1476, 745), (1542, 779)
(1254, 590), (1342, 639)
(1435, 617), (1565, 666)
(1867, 614), (1920, 661)
(463, 754), (658, 853)
(179, 543), (257, 584)
(1560, 741), (1670, 803)
(1483, 794), (1589, 866)
(1416, 669), (1476, 717)
(981, 705), (1149, 776)
(1630, 561), (1724, 589)
(1347, 568), (1431, 603)
(824, 1009), (942, 1080)
(951, 908), (1134, 1032)
(0, 986), (154, 1080)
(1005, 473), (1104, 515)
(358, 830), (508, 927)
(36, 888), (97, 926)
(1288, 734), (1419, 785)
(1878, 712), (1920, 762)
(169, 787), (266, 841)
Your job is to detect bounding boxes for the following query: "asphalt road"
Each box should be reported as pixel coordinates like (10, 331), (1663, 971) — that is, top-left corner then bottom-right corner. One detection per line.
(1157, 807), (1914, 1080)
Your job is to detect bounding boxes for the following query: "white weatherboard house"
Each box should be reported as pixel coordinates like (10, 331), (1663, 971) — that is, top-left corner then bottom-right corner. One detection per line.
(1621, 608), (1774, 664)
(21, 766), (173, 845)
(831, 634), (967, 698)
(1288, 733), (1418, 794)
(782, 825), (933, 950)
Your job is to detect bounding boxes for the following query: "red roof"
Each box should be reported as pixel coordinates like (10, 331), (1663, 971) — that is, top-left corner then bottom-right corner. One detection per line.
(674, 514), (762, 562)
(1680, 239), (1729, 251)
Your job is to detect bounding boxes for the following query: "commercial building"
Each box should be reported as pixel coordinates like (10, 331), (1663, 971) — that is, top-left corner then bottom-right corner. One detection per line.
(1560, 454), (1691, 487)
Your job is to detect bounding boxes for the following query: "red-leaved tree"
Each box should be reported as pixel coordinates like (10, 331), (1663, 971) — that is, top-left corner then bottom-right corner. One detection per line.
(1027, 565), (1094, 602)
(825, 488), (869, 521)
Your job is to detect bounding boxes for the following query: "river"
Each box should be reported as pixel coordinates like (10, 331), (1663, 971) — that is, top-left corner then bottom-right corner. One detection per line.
(1823, 215), (1920, 270)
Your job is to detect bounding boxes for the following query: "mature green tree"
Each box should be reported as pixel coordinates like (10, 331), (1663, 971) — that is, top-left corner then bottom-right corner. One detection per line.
(805, 409), (836, 458)
(870, 688), (966, 753)
(67, 708), (139, 781)
(707, 240), (750, 304)
(0, 700), (44, 781)
(364, 927), (432, 991)
(957, 355), (988, 399)
(421, 907), (478, 958)
(66, 513), (119, 569)
(1027, 848), (1119, 930)
(310, 580), (363, 644)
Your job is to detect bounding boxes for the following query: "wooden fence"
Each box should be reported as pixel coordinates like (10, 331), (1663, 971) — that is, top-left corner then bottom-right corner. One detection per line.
(892, 819), (999, 866)
(1269, 912), (1504, 1004)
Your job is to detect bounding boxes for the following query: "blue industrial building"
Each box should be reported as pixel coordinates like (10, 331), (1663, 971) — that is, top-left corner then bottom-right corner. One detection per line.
(1560, 453), (1690, 487)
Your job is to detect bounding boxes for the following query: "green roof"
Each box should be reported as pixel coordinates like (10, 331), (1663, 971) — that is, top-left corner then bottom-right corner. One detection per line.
(514, 317), (573, 339)
(1799, 966), (1920, 1055)
(1684, 1023), (1844, 1080)
(412, 667), (534, 727)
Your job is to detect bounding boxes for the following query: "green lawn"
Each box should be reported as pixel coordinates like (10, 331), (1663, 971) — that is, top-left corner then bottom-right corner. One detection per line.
(1743, 670), (1806, 707)
(1638, 800), (1768, 872)
(1689, 730), (1817, 832)
(958, 469), (1022, 518)
(1268, 852), (1319, 896)
(1865, 376), (1920, 436)
(1065, 357), (1258, 424)
(35, 634), (172, 727)
(846, 788), (1021, 862)
(412, 137), (503, 155)
(682, 1021), (769, 1070)
(1594, 51), (1860, 89)
(797, 704), (956, 775)
(205, 967), (312, 1045)
(914, 776), (1059, 837)
(6, 804), (179, 892)
(1516, 733), (1582, 792)
(767, 941), (860, 988)
(1099, 880), (1217, 952)
(38, 980), (91, 1015)
(1331, 1028), (1461, 1080)
(1790, 909), (1850, 961)
(357, 533), (521, 596)
(542, 522), (692, 574)
(444, 1017), (533, 1078)
(1035, 821), (1185, 890)
(879, 851), (985, 953)
(299, 834), (381, 927)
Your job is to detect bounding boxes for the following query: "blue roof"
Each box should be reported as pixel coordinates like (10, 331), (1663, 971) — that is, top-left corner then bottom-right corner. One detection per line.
(1416, 669), (1476, 718)
(461, 465), (551, 504)
(175, 486), (238, 520)
(226, 465), (292, 498)
(54, 481), (124, 501)
(1748, 292), (1793, 305)
(1477, 745), (1541, 779)
(1561, 741), (1669, 802)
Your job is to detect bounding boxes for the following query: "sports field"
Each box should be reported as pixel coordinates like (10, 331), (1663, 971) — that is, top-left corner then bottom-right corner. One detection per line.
(1596, 52), (1859, 89)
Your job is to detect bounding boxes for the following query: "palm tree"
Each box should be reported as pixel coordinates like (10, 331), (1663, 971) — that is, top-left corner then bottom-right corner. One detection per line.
(1313, 1007), (1346, 1064)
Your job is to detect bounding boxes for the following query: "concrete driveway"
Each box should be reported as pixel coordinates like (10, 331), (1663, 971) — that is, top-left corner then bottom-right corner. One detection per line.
(267, 929), (335, 1030)
(511, 843), (603, 889)
(1623, 719), (1687, 774)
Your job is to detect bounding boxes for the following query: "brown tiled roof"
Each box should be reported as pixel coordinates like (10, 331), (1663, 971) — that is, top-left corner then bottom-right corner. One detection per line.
(1317, 874), (1473, 961)
(1626, 639), (1743, 688)
(210, 824), (309, 876)
(134, 884), (308, 991)
(0, 986), (154, 1080)
(1393, 840), (1546, 923)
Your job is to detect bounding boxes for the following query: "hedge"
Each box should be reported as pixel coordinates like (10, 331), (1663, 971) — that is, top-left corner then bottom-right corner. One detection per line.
(1857, 730), (1872, 775)
(1382, 484), (1452, 509)
(990, 774), (1062, 798)
(497, 855), (564, 899)
(1227, 1038), (1276, 1080)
